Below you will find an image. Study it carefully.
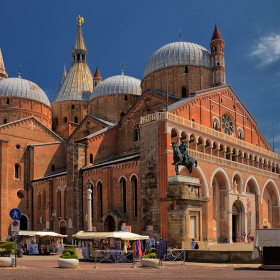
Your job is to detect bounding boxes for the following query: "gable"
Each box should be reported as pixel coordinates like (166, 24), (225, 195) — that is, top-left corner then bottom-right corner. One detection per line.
(68, 115), (114, 143)
(169, 86), (272, 151)
(0, 116), (63, 143)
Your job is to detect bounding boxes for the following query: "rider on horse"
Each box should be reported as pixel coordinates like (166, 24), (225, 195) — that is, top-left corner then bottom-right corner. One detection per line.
(179, 141), (189, 164)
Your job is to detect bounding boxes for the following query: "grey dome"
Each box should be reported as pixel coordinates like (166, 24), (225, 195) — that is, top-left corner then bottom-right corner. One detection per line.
(143, 42), (211, 78)
(90, 74), (141, 99)
(0, 77), (50, 106)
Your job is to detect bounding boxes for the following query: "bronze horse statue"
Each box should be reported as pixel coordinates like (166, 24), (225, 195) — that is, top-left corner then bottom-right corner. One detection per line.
(171, 142), (197, 176)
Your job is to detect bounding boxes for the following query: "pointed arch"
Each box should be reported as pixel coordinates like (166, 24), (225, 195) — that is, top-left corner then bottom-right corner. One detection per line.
(261, 179), (280, 206)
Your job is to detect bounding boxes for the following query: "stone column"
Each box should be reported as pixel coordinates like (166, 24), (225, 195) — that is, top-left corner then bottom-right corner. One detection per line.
(86, 180), (93, 231)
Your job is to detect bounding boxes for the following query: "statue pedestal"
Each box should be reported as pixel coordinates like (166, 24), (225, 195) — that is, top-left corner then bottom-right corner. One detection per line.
(163, 176), (208, 249)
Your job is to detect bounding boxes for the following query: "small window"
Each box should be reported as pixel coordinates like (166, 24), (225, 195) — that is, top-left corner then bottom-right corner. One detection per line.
(182, 87), (187, 98)
(90, 154), (93, 164)
(74, 117), (78, 123)
(72, 105), (75, 109)
(217, 62), (220, 66)
(6, 98), (9, 105)
(3, 119), (7, 124)
(16, 144), (21, 150)
(15, 164), (20, 179)
(124, 95), (128, 101)
(63, 117), (68, 123)
(185, 66), (188, 74)
(52, 165), (55, 172)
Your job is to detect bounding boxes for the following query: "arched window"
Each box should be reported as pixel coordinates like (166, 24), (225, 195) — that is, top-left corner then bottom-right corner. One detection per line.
(57, 189), (61, 218)
(43, 190), (46, 208)
(213, 118), (219, 131)
(15, 164), (20, 179)
(134, 128), (140, 142)
(131, 176), (138, 217)
(120, 178), (127, 213)
(182, 87), (187, 98)
(97, 182), (103, 218)
(64, 187), (67, 219)
(90, 154), (93, 164)
(37, 193), (41, 210)
(237, 129), (243, 140)
(3, 119), (7, 124)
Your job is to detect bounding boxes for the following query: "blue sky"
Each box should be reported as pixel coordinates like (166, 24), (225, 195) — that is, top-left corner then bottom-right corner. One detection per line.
(1, 0), (280, 151)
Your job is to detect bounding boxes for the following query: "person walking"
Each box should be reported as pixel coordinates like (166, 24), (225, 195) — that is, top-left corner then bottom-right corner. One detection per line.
(247, 233), (252, 243)
(191, 239), (196, 249)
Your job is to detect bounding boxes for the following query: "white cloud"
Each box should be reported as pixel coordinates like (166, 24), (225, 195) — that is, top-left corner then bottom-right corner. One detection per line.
(250, 34), (280, 66)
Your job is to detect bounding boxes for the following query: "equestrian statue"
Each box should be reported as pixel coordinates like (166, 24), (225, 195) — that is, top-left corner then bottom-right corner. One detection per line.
(171, 141), (197, 176)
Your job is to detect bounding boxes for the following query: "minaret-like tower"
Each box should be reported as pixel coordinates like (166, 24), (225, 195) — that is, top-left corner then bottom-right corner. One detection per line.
(210, 25), (226, 86)
(93, 67), (102, 88)
(0, 49), (8, 80)
(72, 15), (88, 64)
(52, 15), (93, 138)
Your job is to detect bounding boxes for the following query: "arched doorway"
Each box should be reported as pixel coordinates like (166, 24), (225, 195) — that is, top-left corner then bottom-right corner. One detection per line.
(104, 215), (115, 231)
(60, 221), (67, 235)
(20, 215), (28, 230)
(232, 200), (243, 242)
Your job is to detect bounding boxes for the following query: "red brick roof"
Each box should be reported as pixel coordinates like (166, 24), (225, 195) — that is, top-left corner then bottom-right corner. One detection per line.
(211, 25), (223, 40)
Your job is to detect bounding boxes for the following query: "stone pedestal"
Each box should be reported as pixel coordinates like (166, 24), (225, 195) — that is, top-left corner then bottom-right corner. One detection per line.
(163, 175), (208, 249)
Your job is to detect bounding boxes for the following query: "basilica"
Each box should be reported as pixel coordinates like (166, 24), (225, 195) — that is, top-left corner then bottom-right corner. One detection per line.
(0, 16), (279, 247)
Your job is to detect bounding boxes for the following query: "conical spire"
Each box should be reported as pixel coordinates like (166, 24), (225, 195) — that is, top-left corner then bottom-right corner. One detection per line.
(53, 16), (93, 102)
(58, 65), (67, 90)
(72, 15), (88, 61)
(211, 25), (223, 41)
(94, 67), (102, 79)
(0, 48), (8, 80)
(93, 67), (102, 87)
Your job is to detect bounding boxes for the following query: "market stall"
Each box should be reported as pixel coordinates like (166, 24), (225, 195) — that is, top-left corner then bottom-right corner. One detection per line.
(73, 231), (149, 266)
(252, 229), (280, 269)
(17, 231), (67, 255)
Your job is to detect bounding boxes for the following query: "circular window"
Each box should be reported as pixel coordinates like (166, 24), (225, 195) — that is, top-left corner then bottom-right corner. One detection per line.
(16, 144), (21, 150)
(222, 113), (234, 135)
(17, 189), (26, 199)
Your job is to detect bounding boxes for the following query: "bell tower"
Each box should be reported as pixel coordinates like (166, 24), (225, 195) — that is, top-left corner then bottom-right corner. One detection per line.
(210, 25), (226, 86)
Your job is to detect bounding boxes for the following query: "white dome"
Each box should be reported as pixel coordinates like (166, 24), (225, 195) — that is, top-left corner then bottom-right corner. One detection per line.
(0, 77), (50, 106)
(90, 74), (142, 99)
(143, 42), (211, 78)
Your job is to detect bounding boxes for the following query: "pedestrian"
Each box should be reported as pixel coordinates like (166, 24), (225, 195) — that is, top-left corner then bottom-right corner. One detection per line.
(242, 231), (246, 242)
(238, 234), (241, 242)
(191, 238), (196, 249)
(247, 233), (251, 243)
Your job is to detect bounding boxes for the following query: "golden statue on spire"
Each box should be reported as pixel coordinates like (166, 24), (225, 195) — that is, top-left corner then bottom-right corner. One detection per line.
(77, 15), (84, 27)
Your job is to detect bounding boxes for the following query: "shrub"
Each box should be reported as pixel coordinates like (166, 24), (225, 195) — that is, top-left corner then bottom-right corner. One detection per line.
(0, 242), (15, 257)
(143, 253), (157, 259)
(60, 248), (79, 260)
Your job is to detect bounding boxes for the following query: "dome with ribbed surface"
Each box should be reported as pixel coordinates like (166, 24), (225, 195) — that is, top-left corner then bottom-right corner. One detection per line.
(90, 74), (141, 99)
(143, 42), (211, 78)
(0, 77), (50, 106)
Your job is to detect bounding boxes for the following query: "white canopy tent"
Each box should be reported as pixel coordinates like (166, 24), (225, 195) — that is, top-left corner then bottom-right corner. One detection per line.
(18, 231), (67, 237)
(73, 231), (149, 241)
